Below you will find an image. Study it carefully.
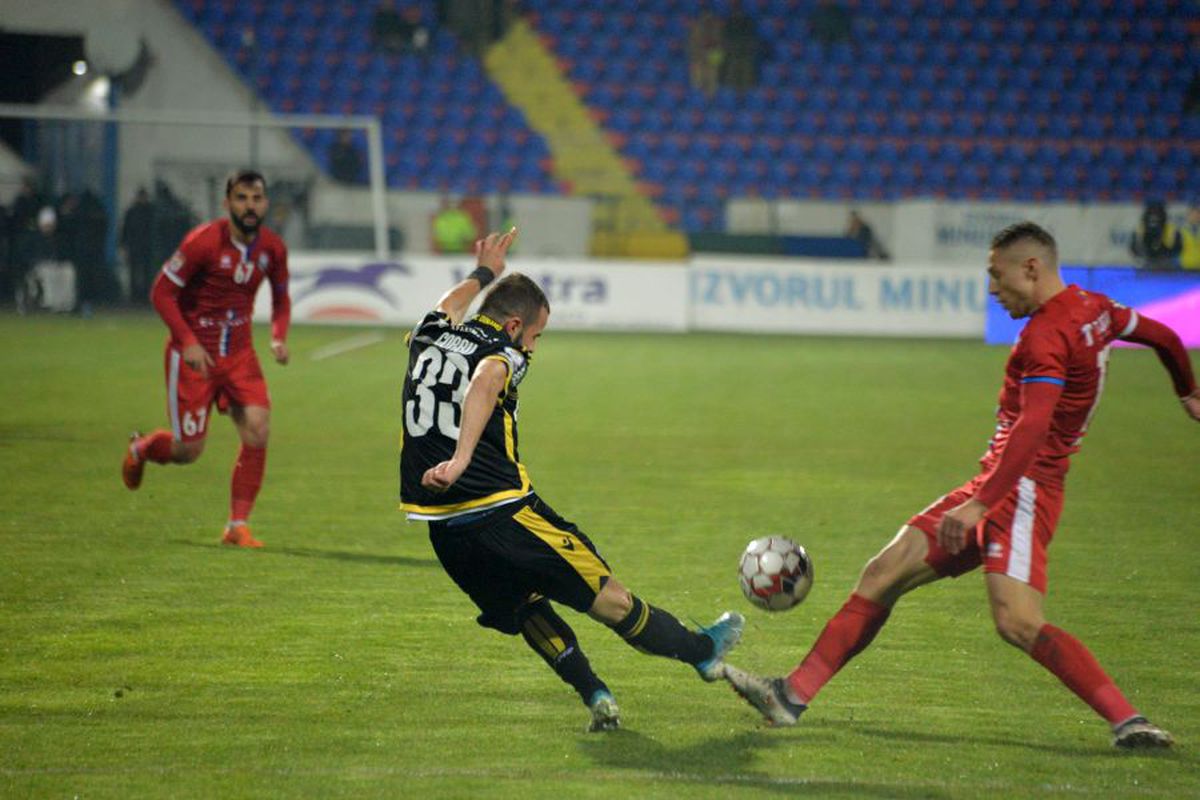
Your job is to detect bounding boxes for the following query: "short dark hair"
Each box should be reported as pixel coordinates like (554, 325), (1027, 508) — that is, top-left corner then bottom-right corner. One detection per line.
(991, 221), (1057, 260)
(225, 169), (267, 197)
(479, 273), (550, 325)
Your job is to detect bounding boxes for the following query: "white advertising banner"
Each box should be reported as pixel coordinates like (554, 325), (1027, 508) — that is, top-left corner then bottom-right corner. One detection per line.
(689, 256), (988, 337)
(255, 253), (689, 332)
(894, 201), (1149, 266)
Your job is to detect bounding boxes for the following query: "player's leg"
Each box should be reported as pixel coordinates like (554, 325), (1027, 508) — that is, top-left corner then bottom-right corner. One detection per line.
(221, 350), (272, 547)
(725, 527), (941, 725)
(506, 497), (743, 682)
(517, 597), (617, 731)
(588, 576), (744, 681)
(224, 402), (269, 548)
(726, 483), (985, 725)
(123, 346), (212, 489)
(981, 478), (1171, 747)
(429, 516), (617, 730)
(986, 573), (1170, 747)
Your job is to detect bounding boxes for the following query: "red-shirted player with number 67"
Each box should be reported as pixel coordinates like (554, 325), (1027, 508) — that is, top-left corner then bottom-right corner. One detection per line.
(725, 222), (1199, 749)
(122, 170), (291, 548)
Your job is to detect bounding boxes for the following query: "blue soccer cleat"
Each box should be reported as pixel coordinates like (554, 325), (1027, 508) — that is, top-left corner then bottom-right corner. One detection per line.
(587, 690), (620, 733)
(694, 611), (745, 682)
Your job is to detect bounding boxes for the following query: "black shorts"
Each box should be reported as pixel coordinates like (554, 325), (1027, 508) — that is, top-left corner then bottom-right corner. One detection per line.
(427, 494), (613, 634)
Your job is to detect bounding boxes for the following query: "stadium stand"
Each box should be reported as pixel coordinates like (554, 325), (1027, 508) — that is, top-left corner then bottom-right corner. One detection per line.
(176, 0), (1198, 233)
(175, 0), (558, 196)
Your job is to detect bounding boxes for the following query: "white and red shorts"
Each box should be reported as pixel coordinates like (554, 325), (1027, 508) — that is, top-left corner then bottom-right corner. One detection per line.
(907, 474), (1064, 594)
(164, 343), (270, 442)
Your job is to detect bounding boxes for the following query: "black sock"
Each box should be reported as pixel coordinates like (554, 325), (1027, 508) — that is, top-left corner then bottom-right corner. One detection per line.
(607, 594), (714, 665)
(519, 599), (608, 704)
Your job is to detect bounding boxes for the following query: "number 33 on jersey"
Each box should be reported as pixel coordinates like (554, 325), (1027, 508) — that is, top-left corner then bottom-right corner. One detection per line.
(400, 310), (533, 520)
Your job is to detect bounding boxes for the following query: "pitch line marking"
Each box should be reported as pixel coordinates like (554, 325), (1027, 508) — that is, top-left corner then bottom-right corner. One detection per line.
(310, 332), (386, 361)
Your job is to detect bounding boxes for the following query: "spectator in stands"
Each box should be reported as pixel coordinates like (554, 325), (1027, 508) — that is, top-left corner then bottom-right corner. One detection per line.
(688, 10), (725, 99)
(1130, 199), (1182, 270)
(71, 189), (110, 315)
(1179, 203), (1200, 271)
(20, 206), (75, 315)
(1184, 68), (1200, 116)
(432, 195), (479, 254)
(722, 0), (761, 93)
(151, 180), (196, 269)
(9, 177), (42, 296)
(121, 188), (155, 304)
(447, 0), (493, 59)
(0, 200), (9, 302)
(329, 131), (366, 185)
(847, 210), (890, 261)
(811, 2), (852, 46)
(372, 1), (415, 54)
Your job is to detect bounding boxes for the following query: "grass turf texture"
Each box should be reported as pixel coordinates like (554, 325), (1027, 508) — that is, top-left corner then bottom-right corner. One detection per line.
(0, 312), (1196, 799)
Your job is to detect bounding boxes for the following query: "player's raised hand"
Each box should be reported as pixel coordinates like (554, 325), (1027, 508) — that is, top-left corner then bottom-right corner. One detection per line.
(474, 226), (518, 278)
(270, 339), (290, 365)
(937, 498), (987, 555)
(182, 342), (214, 378)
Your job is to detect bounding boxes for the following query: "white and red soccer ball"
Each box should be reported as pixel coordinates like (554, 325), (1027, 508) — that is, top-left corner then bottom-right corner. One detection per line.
(738, 536), (814, 612)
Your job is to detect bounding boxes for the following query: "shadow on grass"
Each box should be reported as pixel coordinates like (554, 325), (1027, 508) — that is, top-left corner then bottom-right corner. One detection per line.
(854, 724), (1178, 759)
(173, 539), (438, 568)
(580, 728), (952, 798)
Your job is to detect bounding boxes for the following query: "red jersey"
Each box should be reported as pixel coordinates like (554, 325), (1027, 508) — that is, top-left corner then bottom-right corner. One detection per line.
(154, 218), (290, 357)
(980, 285), (1135, 490)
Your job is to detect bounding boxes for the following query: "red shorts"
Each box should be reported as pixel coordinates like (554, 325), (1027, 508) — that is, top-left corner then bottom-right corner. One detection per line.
(907, 474), (1064, 594)
(164, 344), (270, 442)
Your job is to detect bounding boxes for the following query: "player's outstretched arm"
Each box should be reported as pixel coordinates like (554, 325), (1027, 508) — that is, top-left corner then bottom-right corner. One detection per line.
(1119, 313), (1199, 421)
(421, 358), (508, 491)
(150, 271), (214, 377)
(435, 227), (517, 324)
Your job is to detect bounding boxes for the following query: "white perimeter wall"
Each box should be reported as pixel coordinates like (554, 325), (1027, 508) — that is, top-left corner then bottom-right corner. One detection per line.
(254, 252), (986, 337)
(729, 198), (1194, 267)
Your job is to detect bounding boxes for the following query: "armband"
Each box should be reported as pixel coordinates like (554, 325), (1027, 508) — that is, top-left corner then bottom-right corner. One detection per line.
(469, 266), (495, 288)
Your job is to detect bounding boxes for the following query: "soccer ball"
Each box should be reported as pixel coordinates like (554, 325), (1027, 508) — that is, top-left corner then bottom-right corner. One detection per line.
(738, 536), (814, 612)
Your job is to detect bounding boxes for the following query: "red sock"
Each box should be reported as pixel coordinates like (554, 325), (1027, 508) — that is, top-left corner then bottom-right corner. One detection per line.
(1030, 624), (1137, 725)
(136, 430), (175, 463)
(230, 445), (267, 522)
(786, 593), (891, 704)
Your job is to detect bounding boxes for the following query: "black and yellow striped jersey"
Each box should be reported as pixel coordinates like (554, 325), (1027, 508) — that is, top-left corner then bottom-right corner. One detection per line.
(400, 310), (533, 520)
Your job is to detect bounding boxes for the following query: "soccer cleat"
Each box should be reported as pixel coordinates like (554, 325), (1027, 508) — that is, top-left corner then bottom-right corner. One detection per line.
(693, 611), (745, 682)
(586, 690), (620, 733)
(724, 666), (807, 726)
(122, 432), (145, 490)
(221, 523), (264, 548)
(1112, 716), (1173, 749)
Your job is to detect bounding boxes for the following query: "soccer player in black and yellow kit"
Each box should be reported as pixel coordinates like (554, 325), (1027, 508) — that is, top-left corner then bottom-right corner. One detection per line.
(400, 228), (744, 731)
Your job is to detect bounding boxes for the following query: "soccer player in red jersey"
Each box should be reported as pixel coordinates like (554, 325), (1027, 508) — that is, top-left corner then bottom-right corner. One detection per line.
(122, 170), (291, 548)
(726, 222), (1199, 748)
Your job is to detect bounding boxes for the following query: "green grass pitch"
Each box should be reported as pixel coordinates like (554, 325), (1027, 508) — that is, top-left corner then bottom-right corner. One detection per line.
(1, 312), (1196, 798)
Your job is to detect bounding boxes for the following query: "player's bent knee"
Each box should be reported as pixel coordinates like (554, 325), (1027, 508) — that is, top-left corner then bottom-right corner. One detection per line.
(588, 578), (632, 624)
(243, 426), (269, 448)
(856, 528), (930, 603)
(992, 608), (1041, 652)
(173, 440), (205, 463)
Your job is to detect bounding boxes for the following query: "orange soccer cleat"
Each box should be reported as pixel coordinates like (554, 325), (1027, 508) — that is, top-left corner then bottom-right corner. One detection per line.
(122, 432), (145, 490)
(221, 523), (264, 548)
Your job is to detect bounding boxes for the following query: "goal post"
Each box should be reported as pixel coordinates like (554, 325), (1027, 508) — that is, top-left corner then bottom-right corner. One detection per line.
(0, 102), (390, 302)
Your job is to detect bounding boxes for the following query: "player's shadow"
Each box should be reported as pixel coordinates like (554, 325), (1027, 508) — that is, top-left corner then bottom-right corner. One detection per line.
(580, 728), (952, 799)
(173, 539), (438, 568)
(854, 724), (1169, 759)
